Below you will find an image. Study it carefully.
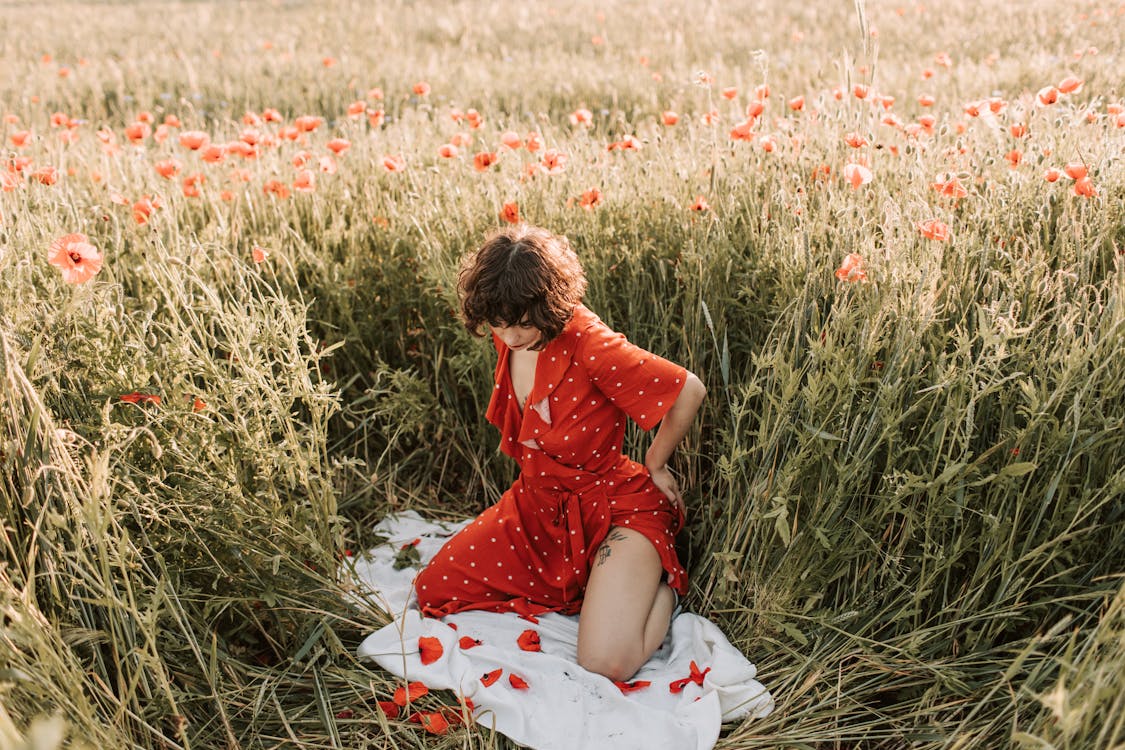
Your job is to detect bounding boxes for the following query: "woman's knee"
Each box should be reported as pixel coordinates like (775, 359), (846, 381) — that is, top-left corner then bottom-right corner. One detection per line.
(577, 644), (644, 683)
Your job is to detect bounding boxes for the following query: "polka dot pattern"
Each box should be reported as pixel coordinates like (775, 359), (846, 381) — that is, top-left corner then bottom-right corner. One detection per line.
(415, 304), (689, 619)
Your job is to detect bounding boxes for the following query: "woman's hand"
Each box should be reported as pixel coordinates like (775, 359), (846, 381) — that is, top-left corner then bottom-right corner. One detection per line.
(648, 464), (686, 520)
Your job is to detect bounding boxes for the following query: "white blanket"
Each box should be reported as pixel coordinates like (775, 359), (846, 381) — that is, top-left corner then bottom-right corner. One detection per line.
(353, 511), (774, 749)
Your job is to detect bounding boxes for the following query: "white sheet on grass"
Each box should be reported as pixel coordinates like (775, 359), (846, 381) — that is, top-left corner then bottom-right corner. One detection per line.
(353, 511), (774, 750)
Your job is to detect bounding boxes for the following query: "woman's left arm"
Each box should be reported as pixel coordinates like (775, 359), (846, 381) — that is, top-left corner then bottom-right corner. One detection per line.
(644, 372), (707, 516)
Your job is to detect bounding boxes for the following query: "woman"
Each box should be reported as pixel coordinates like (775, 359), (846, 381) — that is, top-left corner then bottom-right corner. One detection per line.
(414, 224), (706, 682)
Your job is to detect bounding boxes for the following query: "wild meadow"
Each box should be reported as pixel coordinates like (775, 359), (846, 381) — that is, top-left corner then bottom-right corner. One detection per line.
(1, 0), (1123, 747)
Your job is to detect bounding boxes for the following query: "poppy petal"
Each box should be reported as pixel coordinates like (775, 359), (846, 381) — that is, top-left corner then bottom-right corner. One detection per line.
(614, 680), (652, 694)
(509, 673), (529, 690)
(480, 668), (502, 687)
(418, 636), (443, 665)
(516, 629), (541, 652)
(393, 680), (429, 706)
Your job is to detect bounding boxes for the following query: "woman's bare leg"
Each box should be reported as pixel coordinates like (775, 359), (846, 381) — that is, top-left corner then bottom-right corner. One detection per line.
(577, 526), (675, 682)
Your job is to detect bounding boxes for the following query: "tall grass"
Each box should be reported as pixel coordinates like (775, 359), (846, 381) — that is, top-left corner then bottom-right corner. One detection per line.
(2, 0), (1123, 748)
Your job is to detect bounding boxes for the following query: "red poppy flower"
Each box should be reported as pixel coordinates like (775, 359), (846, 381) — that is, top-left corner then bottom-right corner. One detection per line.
(200, 144), (226, 163)
(418, 636), (443, 665)
(669, 661), (711, 693)
(1043, 167), (1062, 183)
(661, 111), (679, 126)
(480, 669), (502, 687)
(500, 202), (520, 224)
(690, 195), (710, 212)
(393, 681), (429, 706)
(31, 166), (58, 185)
(516, 629), (540, 652)
(1073, 176), (1097, 197)
(540, 149), (566, 174)
(1005, 149), (1022, 168)
(438, 144), (458, 158)
(842, 162), (873, 189)
(154, 158), (182, 179)
(578, 187), (603, 209)
(931, 172), (968, 199)
(294, 115), (322, 133)
(745, 100), (765, 118)
(132, 196), (159, 225)
(182, 174), (204, 198)
(509, 674), (529, 690)
(326, 138), (350, 155)
(728, 120), (754, 141)
(917, 94), (935, 107)
(788, 95), (804, 111)
(835, 253), (867, 283)
(525, 131), (544, 152)
(263, 180), (290, 199)
(1036, 86), (1059, 106)
(48, 233), (103, 284)
(500, 131), (522, 149)
(844, 132), (868, 148)
(852, 83), (869, 99)
(124, 122), (150, 142)
(292, 169), (316, 193)
(347, 100), (366, 117)
(568, 108), (593, 128)
(120, 392), (161, 405)
(413, 81), (431, 96)
(720, 87), (737, 100)
(473, 151), (498, 171)
(1063, 162), (1087, 180)
(458, 636), (482, 649)
(382, 155), (406, 172)
(916, 218), (950, 241)
(225, 141), (257, 159)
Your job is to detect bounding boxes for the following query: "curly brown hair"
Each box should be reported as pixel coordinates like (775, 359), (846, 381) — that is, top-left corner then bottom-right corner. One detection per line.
(458, 224), (587, 345)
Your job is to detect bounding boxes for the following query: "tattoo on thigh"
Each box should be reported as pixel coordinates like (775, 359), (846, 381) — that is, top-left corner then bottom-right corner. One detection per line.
(596, 544), (612, 566)
(595, 530), (629, 567)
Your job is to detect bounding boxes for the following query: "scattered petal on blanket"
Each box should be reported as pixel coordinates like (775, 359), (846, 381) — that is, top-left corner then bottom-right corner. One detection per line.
(418, 636), (444, 665)
(517, 629), (541, 652)
(615, 680), (652, 693)
(353, 511), (775, 750)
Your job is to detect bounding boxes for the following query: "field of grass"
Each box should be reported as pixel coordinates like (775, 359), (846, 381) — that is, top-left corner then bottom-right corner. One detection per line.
(2, 0), (1124, 747)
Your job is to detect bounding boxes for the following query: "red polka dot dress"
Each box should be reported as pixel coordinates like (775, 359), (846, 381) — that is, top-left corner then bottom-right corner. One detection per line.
(415, 304), (690, 618)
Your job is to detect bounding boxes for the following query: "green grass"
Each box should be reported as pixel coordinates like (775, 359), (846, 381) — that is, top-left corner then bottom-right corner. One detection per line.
(2, 0), (1124, 748)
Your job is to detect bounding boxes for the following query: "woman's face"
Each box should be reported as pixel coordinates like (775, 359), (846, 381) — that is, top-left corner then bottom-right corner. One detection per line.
(489, 317), (543, 351)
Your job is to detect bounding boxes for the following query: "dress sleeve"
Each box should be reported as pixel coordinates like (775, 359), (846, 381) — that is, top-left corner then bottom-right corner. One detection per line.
(580, 319), (688, 431)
